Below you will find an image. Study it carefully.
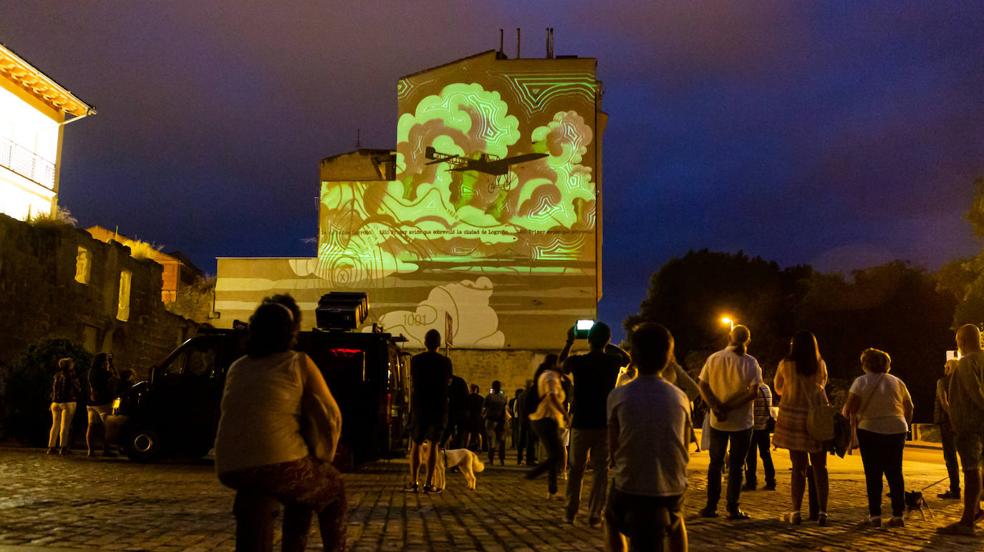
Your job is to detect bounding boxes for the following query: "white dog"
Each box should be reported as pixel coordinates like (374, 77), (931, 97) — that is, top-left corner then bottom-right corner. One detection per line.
(417, 441), (485, 491)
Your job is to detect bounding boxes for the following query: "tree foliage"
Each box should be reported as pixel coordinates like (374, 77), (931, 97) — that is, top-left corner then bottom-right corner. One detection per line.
(2, 339), (91, 445)
(627, 252), (955, 422)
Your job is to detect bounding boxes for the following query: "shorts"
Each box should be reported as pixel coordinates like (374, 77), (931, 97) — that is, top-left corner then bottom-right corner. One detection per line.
(87, 404), (112, 426)
(605, 485), (684, 545)
(559, 427), (570, 447)
(954, 428), (984, 470)
(411, 410), (446, 445)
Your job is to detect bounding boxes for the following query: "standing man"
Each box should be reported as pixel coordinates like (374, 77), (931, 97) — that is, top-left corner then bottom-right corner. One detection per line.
(606, 323), (690, 552)
(406, 329), (452, 494)
(561, 322), (624, 526)
(445, 374), (469, 448)
(743, 382), (776, 491)
(697, 325), (762, 520)
(939, 324), (984, 535)
(936, 359), (961, 500)
(483, 380), (508, 466)
(464, 384), (486, 452)
(508, 388), (523, 451)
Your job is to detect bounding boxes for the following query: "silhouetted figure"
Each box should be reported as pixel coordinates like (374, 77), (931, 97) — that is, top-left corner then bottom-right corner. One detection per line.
(606, 323), (690, 552)
(697, 325), (762, 521)
(935, 359), (961, 500)
(524, 355), (569, 498)
(464, 384), (486, 452)
(215, 297), (346, 551)
(406, 329), (453, 494)
(86, 352), (118, 457)
(774, 331), (830, 526)
(483, 380), (508, 465)
(48, 357), (80, 455)
(843, 348), (913, 528)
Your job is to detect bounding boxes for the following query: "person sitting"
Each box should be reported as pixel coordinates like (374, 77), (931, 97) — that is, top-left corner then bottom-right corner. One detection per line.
(215, 298), (345, 551)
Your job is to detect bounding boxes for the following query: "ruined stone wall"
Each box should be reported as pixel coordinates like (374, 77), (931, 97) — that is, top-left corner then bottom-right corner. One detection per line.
(0, 214), (196, 378)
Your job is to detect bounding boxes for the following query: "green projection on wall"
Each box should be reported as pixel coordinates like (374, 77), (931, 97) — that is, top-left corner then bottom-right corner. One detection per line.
(315, 52), (601, 347)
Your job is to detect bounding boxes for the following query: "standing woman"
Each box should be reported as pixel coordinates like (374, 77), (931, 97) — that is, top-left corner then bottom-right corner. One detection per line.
(48, 358), (81, 455)
(773, 331), (830, 525)
(524, 355), (571, 498)
(215, 297), (346, 551)
(842, 348), (913, 528)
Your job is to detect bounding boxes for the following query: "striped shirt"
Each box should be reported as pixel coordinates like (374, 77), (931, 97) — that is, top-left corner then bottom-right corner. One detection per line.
(752, 384), (773, 431)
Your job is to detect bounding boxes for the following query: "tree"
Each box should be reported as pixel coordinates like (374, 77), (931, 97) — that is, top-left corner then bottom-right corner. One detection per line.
(624, 249), (811, 376)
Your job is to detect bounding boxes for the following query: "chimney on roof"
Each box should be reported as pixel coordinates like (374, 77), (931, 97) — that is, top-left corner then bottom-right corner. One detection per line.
(546, 27), (555, 59)
(516, 28), (521, 59)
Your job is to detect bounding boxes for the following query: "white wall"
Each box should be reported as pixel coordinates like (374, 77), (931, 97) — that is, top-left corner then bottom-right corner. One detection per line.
(0, 86), (60, 220)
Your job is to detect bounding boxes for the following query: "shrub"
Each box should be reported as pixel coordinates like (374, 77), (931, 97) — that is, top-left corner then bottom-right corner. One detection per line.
(3, 339), (91, 445)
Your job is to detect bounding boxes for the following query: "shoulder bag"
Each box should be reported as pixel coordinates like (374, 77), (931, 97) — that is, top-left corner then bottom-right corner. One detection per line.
(805, 378), (837, 442)
(848, 373), (886, 454)
(297, 353), (340, 463)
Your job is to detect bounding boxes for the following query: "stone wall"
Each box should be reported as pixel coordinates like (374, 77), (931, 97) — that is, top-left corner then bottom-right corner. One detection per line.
(0, 214), (196, 378)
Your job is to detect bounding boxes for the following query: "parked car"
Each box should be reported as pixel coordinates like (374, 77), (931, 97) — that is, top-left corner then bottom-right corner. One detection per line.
(113, 328), (409, 467)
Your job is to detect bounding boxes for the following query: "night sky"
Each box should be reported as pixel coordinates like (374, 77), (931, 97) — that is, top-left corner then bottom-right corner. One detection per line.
(3, 2), (983, 333)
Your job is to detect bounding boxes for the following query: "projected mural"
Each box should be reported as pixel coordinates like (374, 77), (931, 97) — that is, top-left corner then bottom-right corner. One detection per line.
(215, 52), (603, 349)
(317, 53), (602, 347)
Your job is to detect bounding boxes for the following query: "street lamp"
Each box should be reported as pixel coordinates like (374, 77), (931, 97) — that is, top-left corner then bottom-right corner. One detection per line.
(720, 315), (735, 331)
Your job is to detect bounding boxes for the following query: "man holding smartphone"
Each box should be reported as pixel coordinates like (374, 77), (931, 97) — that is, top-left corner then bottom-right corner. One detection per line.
(560, 321), (627, 526)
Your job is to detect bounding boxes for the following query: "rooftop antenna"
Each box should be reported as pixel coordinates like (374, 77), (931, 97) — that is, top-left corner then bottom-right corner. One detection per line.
(499, 28), (504, 57)
(355, 128), (361, 148)
(516, 27), (521, 59)
(546, 27), (554, 59)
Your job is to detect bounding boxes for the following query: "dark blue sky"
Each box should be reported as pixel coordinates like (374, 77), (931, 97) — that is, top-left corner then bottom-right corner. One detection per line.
(3, 2), (982, 332)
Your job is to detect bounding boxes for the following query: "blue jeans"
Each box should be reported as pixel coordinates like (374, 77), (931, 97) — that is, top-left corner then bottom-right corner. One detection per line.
(706, 427), (753, 512)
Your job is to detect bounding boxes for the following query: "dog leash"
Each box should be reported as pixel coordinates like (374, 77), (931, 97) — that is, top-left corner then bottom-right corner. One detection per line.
(919, 476), (950, 492)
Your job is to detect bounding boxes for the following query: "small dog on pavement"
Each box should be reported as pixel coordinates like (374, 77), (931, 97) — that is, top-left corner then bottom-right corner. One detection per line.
(417, 441), (485, 491)
(904, 490), (932, 520)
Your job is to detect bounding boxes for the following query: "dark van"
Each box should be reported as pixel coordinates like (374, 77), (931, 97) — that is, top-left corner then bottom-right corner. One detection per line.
(114, 328), (409, 468)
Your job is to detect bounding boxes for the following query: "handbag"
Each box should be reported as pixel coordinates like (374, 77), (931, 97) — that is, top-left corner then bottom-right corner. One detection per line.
(804, 376), (836, 442)
(297, 353), (340, 463)
(848, 374), (885, 454)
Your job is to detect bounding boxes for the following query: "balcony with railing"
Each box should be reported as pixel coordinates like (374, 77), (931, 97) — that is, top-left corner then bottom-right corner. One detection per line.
(0, 136), (56, 191)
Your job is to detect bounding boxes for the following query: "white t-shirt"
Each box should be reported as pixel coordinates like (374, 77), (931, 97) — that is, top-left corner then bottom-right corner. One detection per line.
(699, 346), (763, 432)
(849, 372), (911, 435)
(608, 375), (691, 497)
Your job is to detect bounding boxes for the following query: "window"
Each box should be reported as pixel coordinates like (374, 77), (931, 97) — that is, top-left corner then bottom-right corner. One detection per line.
(116, 270), (131, 321)
(74, 247), (91, 284)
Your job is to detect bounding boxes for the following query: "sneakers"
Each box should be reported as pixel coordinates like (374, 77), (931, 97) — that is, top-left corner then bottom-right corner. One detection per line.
(763, 482), (777, 491)
(727, 509), (751, 521)
(817, 512), (828, 527)
(868, 516), (881, 528)
(422, 484), (442, 495)
(887, 517), (904, 528)
(403, 483), (419, 493)
(937, 490), (961, 500)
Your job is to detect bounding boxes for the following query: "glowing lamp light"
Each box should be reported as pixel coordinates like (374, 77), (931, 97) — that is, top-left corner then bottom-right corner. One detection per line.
(720, 316), (735, 330)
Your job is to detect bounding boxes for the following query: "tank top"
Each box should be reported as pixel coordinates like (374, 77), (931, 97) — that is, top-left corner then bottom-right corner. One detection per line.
(215, 351), (310, 474)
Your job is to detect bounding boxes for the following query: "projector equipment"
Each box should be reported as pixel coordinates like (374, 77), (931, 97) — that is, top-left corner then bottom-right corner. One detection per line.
(316, 292), (369, 330)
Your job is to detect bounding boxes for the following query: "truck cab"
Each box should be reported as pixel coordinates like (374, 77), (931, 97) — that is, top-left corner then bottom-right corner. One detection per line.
(114, 328), (409, 466)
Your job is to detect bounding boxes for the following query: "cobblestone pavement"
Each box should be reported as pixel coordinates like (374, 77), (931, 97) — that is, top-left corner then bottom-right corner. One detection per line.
(0, 446), (980, 551)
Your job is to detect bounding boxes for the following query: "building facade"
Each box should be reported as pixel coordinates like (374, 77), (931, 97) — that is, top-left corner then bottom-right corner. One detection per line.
(216, 50), (605, 357)
(0, 43), (94, 221)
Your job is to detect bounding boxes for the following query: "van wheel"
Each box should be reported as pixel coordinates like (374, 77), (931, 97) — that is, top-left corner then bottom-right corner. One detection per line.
(125, 427), (162, 462)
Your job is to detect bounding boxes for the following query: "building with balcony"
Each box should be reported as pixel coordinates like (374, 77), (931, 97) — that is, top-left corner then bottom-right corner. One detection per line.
(0, 42), (94, 221)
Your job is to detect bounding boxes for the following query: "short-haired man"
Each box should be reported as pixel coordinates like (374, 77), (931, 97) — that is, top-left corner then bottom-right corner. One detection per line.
(407, 329), (452, 494)
(939, 324), (984, 535)
(483, 380), (508, 466)
(561, 321), (625, 526)
(606, 323), (690, 552)
(697, 325), (763, 520)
